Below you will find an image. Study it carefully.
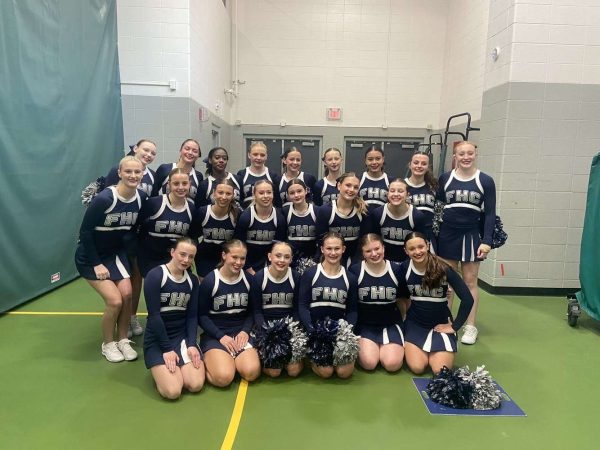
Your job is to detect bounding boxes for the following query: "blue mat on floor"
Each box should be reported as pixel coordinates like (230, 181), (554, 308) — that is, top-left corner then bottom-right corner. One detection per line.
(412, 378), (526, 416)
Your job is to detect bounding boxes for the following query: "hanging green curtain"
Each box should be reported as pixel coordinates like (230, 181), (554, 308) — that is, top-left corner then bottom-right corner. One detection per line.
(576, 153), (600, 321)
(0, 0), (123, 312)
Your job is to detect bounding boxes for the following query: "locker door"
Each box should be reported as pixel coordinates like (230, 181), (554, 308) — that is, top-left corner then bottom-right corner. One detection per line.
(382, 141), (419, 179)
(344, 140), (383, 176)
(245, 138), (283, 174)
(283, 138), (321, 179)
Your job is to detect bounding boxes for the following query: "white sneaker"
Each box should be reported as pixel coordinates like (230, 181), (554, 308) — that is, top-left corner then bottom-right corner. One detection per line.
(117, 338), (138, 361)
(461, 325), (478, 345)
(130, 316), (144, 336)
(102, 341), (125, 363)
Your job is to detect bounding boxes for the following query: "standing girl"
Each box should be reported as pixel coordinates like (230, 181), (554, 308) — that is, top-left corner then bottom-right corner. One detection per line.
(405, 150), (437, 240)
(143, 238), (205, 399)
(359, 146), (390, 212)
(399, 232), (474, 374)
(349, 234), (405, 372)
(152, 139), (203, 201)
(105, 139), (158, 196)
(237, 141), (281, 209)
(74, 156), (145, 362)
(370, 178), (427, 263)
(234, 180), (286, 274)
(278, 147), (316, 207)
(298, 232), (358, 379)
(198, 240), (261, 387)
(313, 147), (342, 206)
(436, 141), (496, 345)
(284, 179), (319, 267)
(196, 147), (242, 207)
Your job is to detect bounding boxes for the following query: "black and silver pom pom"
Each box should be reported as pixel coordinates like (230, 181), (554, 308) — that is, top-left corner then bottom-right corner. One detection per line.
(333, 319), (359, 366)
(253, 319), (292, 369)
(307, 319), (338, 367)
(81, 176), (106, 207)
(464, 365), (502, 410)
(286, 317), (308, 364)
(491, 215), (508, 249)
(295, 257), (317, 276)
(432, 200), (445, 236)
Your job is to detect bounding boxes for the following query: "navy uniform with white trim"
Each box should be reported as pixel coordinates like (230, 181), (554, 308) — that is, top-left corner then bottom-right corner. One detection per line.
(298, 264), (358, 332)
(143, 265), (200, 368)
(399, 260), (473, 353)
(195, 173), (242, 207)
(236, 168), (282, 209)
(359, 172), (390, 212)
(370, 204), (427, 263)
(234, 207), (287, 272)
(436, 169), (496, 262)
(283, 204), (319, 265)
(137, 195), (194, 277)
(251, 267), (300, 327)
(278, 172), (317, 207)
(313, 178), (339, 206)
(405, 178), (435, 240)
(152, 163), (204, 201)
(192, 205), (237, 277)
(75, 186), (146, 280)
(197, 269), (254, 353)
(105, 165), (155, 197)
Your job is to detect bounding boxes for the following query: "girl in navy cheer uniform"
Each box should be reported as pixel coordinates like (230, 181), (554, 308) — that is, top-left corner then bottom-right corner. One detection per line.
(359, 146), (389, 212)
(278, 147), (316, 207)
(399, 232), (474, 374)
(284, 179), (319, 267)
(198, 240), (261, 387)
(313, 147), (342, 206)
(195, 147), (242, 207)
(104, 139), (157, 197)
(237, 141), (281, 209)
(75, 156), (145, 363)
(405, 150), (437, 240)
(143, 238), (205, 399)
(152, 139), (203, 201)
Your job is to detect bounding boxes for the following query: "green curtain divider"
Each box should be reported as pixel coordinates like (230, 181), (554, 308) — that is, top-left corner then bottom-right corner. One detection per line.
(576, 153), (600, 321)
(0, 0), (123, 312)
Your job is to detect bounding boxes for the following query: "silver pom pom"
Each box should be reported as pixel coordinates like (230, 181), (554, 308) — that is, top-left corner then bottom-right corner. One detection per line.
(286, 317), (308, 364)
(463, 365), (502, 410)
(295, 257), (317, 276)
(332, 319), (359, 366)
(81, 177), (106, 207)
(432, 200), (445, 236)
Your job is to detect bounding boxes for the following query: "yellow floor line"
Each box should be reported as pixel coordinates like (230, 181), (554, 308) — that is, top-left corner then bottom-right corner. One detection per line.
(4, 311), (148, 316)
(221, 379), (249, 450)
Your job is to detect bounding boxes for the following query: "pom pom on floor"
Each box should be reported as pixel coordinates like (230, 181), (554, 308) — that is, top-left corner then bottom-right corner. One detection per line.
(333, 319), (359, 366)
(286, 317), (308, 364)
(253, 319), (292, 369)
(307, 319), (338, 367)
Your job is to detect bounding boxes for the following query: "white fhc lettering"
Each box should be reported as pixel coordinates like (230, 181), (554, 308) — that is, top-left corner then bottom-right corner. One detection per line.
(155, 221), (189, 234)
(262, 292), (294, 306)
(104, 211), (137, 226)
(213, 292), (248, 310)
(381, 227), (413, 241)
(205, 228), (233, 240)
(408, 284), (444, 298)
(160, 292), (190, 308)
(248, 230), (275, 241)
(446, 190), (481, 205)
(288, 225), (315, 238)
(358, 286), (396, 301)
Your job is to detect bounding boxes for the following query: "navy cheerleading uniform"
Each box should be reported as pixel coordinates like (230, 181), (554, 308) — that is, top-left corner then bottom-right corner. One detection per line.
(298, 264), (358, 332)
(370, 204), (427, 263)
(152, 163), (204, 201)
(198, 269), (254, 353)
(251, 267), (299, 327)
(75, 186), (146, 280)
(349, 260), (404, 346)
(316, 201), (370, 267)
(399, 260), (473, 353)
(436, 170), (496, 262)
(359, 172), (390, 212)
(195, 173), (242, 207)
(283, 204), (319, 266)
(192, 205), (237, 277)
(105, 166), (155, 197)
(137, 195), (194, 277)
(234, 207), (287, 272)
(143, 265), (199, 369)
(236, 167), (282, 209)
(313, 178), (339, 206)
(278, 172), (317, 207)
(405, 178), (436, 240)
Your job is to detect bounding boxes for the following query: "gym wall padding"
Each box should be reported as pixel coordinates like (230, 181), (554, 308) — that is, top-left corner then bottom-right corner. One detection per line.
(576, 153), (600, 321)
(0, 0), (123, 312)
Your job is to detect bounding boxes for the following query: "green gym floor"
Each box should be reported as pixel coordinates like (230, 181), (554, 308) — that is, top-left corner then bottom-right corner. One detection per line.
(2, 280), (600, 450)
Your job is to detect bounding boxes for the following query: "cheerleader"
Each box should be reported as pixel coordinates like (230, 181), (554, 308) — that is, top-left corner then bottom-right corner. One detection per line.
(359, 146), (389, 212)
(105, 139), (157, 196)
(405, 150), (437, 240)
(436, 141), (496, 345)
(192, 178), (238, 279)
(278, 147), (317, 207)
(400, 232), (474, 374)
(251, 242), (303, 378)
(316, 172), (370, 267)
(152, 139), (203, 201)
(196, 147), (242, 207)
(236, 141), (281, 209)
(284, 179), (319, 268)
(370, 178), (427, 263)
(74, 156), (145, 362)
(198, 240), (261, 387)
(298, 232), (358, 379)
(143, 238), (205, 399)
(349, 234), (404, 372)
(234, 180), (286, 274)
(313, 147), (342, 206)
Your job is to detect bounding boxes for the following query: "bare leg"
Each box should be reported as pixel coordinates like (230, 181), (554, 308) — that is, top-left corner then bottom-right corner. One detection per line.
(115, 279), (132, 340)
(150, 365), (184, 400)
(86, 279), (124, 343)
(204, 349), (236, 387)
(312, 364), (334, 379)
(460, 262), (481, 326)
(335, 362), (355, 379)
(357, 338), (379, 371)
(180, 361), (206, 393)
(379, 343), (404, 373)
(235, 348), (261, 382)
(429, 351), (455, 374)
(263, 368), (282, 378)
(129, 258), (143, 320)
(404, 342), (429, 375)
(285, 361), (303, 377)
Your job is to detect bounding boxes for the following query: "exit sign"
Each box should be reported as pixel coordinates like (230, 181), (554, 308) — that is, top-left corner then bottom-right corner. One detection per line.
(326, 107), (342, 121)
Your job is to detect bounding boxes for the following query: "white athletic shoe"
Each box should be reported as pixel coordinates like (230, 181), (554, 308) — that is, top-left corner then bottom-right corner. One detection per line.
(117, 338), (138, 361)
(102, 341), (125, 363)
(130, 316), (144, 336)
(461, 325), (478, 345)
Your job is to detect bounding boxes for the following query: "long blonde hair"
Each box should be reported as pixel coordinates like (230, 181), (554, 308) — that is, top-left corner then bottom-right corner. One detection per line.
(336, 172), (368, 216)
